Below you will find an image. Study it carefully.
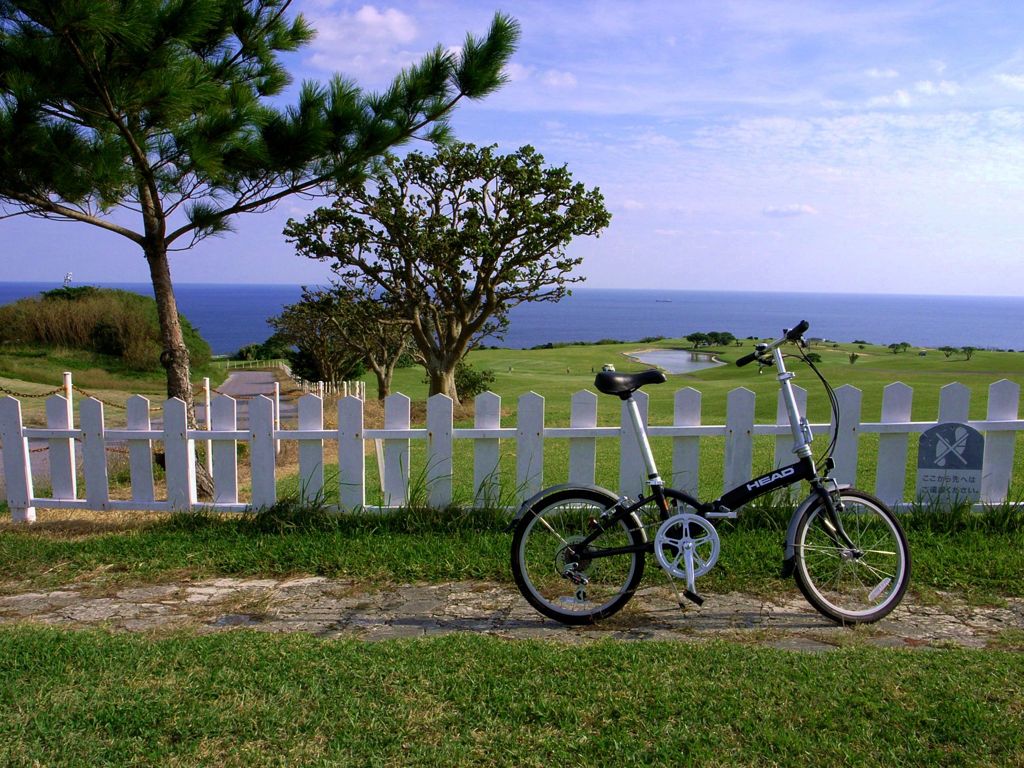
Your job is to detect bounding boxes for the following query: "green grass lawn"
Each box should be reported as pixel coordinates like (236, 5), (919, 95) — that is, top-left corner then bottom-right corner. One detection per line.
(0, 628), (1021, 767)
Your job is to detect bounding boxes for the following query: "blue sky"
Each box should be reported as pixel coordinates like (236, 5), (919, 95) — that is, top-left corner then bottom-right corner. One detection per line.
(5, 0), (1024, 295)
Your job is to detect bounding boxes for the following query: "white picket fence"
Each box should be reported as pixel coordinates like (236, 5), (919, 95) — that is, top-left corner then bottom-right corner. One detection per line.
(1, 380), (1022, 522)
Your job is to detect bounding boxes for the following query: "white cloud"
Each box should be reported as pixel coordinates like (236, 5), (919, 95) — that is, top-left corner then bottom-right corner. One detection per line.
(542, 70), (578, 88)
(622, 199), (645, 211)
(303, 4), (420, 82)
(868, 89), (912, 108)
(865, 67), (899, 79)
(762, 204), (818, 218)
(915, 80), (960, 96)
(505, 62), (534, 82)
(995, 73), (1024, 91)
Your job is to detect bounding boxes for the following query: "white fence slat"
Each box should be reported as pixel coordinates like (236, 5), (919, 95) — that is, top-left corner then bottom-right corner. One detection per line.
(724, 388), (755, 491)
(939, 382), (970, 423)
(982, 380), (1019, 503)
(297, 395), (324, 504)
(338, 396), (365, 511)
(672, 388), (701, 496)
(46, 395), (77, 500)
(875, 383), (912, 505)
(212, 394), (239, 505)
(163, 398), (196, 511)
(0, 396), (36, 522)
(80, 398), (110, 510)
(568, 390), (597, 486)
(127, 395), (155, 504)
(832, 385), (862, 486)
(473, 392), (501, 505)
(427, 394), (453, 508)
(383, 393), (410, 507)
(249, 395), (276, 509)
(517, 392), (545, 501)
(620, 390), (648, 499)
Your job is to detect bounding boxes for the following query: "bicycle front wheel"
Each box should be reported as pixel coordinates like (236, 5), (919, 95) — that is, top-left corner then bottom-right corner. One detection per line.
(511, 489), (646, 625)
(793, 489), (910, 624)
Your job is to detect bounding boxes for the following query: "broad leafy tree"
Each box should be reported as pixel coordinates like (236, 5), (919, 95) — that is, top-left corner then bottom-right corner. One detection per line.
(298, 285), (412, 400)
(0, 1), (518, 415)
(268, 288), (365, 388)
(285, 142), (611, 402)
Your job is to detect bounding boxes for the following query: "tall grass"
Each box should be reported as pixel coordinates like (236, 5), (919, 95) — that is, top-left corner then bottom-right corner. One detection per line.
(0, 287), (210, 370)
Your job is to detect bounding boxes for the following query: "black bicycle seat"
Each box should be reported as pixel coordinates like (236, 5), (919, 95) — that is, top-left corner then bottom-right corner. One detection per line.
(594, 369), (667, 398)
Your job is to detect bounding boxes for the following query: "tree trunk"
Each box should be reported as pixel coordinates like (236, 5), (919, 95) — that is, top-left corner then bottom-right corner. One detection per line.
(145, 243), (215, 498)
(146, 244), (193, 410)
(427, 366), (459, 404)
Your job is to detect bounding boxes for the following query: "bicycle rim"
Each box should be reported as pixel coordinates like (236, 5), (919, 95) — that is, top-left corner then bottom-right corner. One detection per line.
(513, 496), (644, 623)
(795, 491), (909, 623)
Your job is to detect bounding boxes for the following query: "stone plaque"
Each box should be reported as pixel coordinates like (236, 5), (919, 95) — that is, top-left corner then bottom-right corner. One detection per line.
(916, 423), (984, 505)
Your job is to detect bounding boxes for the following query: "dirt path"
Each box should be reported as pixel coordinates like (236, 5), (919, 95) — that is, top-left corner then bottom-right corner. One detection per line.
(2, 578), (1020, 651)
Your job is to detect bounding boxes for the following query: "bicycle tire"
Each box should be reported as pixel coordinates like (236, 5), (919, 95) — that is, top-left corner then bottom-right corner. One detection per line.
(511, 488), (646, 625)
(793, 488), (910, 624)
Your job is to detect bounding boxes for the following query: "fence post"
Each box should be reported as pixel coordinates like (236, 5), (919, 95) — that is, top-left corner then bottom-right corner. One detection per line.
(339, 396), (365, 511)
(0, 396), (36, 522)
(274, 381), (281, 455)
(203, 377), (213, 476)
(620, 389), (648, 499)
(297, 394), (324, 504)
(383, 393), (410, 507)
(517, 392), (545, 502)
(672, 387), (702, 496)
(46, 395), (77, 500)
(474, 391), (501, 505)
(127, 395), (155, 504)
(982, 380), (1019, 503)
(831, 385), (862, 486)
(427, 394), (453, 508)
(212, 394), (239, 505)
(724, 388), (755, 491)
(163, 398), (196, 511)
(568, 390), (597, 486)
(875, 382), (912, 505)
(249, 395), (276, 509)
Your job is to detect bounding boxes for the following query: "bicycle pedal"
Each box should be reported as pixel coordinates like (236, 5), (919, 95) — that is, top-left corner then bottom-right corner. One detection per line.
(683, 589), (704, 606)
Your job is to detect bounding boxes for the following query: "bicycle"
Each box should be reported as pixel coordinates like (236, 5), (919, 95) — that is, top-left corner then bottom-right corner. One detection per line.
(509, 321), (911, 626)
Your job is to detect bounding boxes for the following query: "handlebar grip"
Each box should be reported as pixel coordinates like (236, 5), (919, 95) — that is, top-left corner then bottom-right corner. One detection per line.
(736, 351), (760, 367)
(786, 320), (809, 341)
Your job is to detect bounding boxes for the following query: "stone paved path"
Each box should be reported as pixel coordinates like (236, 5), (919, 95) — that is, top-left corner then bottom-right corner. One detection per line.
(2, 578), (1021, 651)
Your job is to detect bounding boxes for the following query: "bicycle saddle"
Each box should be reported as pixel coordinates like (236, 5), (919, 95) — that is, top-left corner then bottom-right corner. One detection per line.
(594, 369), (667, 398)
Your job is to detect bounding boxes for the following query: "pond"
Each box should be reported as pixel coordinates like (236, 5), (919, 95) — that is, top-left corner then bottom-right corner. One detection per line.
(626, 349), (724, 374)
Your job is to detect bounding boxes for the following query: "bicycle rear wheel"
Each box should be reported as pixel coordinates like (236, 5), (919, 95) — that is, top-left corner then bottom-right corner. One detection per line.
(793, 489), (910, 624)
(511, 489), (646, 625)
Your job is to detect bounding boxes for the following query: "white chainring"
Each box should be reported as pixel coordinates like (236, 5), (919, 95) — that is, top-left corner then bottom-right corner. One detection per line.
(654, 513), (721, 581)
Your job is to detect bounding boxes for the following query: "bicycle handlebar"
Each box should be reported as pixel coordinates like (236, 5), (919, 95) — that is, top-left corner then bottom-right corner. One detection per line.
(735, 320), (810, 367)
(735, 351), (760, 368)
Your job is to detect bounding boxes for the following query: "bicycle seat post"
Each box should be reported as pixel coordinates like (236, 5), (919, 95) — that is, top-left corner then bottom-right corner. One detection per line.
(623, 392), (664, 488)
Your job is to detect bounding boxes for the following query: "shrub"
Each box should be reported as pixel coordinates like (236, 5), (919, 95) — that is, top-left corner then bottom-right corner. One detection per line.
(455, 361), (496, 399)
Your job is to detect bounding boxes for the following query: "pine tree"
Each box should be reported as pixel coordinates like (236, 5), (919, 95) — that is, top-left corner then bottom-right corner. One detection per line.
(1, 0), (518, 416)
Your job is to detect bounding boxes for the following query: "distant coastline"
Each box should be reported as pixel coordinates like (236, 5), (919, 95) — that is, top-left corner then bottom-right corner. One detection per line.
(2, 282), (1023, 355)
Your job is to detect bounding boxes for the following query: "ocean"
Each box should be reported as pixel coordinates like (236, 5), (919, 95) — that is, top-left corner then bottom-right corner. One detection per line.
(2, 281), (1023, 356)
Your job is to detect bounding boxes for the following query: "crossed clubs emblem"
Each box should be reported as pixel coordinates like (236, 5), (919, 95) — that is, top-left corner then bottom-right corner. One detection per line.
(935, 426), (969, 467)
